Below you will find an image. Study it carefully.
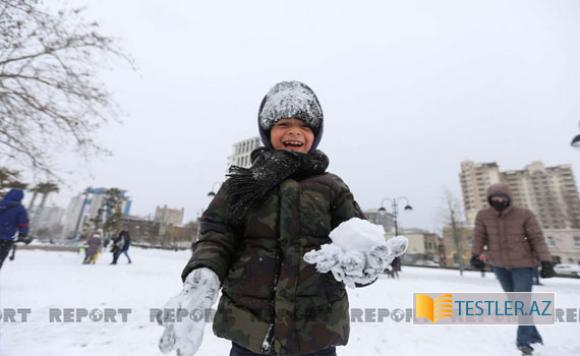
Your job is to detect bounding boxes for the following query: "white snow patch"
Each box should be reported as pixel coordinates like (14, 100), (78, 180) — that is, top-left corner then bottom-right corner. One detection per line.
(1, 248), (579, 356)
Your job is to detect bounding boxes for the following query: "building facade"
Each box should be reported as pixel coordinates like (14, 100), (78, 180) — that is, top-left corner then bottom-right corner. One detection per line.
(386, 228), (441, 264)
(364, 209), (395, 233)
(122, 216), (197, 248)
(459, 161), (502, 224)
(227, 137), (262, 169)
(154, 205), (184, 226)
(62, 188), (131, 239)
(31, 206), (65, 233)
(460, 160), (580, 229)
(544, 229), (580, 265)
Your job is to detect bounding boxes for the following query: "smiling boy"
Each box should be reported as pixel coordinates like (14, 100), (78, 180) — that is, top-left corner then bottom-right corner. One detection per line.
(159, 81), (375, 356)
(270, 118), (314, 153)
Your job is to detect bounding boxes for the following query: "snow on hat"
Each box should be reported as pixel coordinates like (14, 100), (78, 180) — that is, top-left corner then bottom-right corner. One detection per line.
(257, 81), (324, 151)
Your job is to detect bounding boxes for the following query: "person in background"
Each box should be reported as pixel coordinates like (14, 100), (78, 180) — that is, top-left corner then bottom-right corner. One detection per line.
(83, 229), (103, 264)
(471, 183), (555, 355)
(111, 229), (131, 264)
(389, 256), (401, 279)
(0, 189), (29, 270)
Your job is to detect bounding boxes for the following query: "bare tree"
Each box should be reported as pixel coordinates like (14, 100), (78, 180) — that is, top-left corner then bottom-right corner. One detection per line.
(0, 0), (133, 179)
(440, 190), (468, 276)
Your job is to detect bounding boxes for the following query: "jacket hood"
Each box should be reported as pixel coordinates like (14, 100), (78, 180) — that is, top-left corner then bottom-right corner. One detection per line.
(487, 183), (513, 200)
(2, 189), (24, 203)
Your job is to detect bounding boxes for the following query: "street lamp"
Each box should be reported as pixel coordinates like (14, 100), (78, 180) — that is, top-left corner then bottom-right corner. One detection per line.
(207, 181), (222, 197)
(378, 197), (413, 236)
(571, 121), (580, 150)
(571, 134), (580, 150)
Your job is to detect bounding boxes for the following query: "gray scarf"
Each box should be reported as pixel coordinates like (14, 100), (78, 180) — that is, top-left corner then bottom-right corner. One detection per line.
(226, 148), (329, 227)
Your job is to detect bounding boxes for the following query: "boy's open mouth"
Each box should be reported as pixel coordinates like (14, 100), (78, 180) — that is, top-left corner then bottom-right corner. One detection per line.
(282, 140), (305, 148)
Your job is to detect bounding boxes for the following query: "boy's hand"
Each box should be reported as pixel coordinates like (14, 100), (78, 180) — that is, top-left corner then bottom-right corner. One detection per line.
(303, 243), (342, 273)
(157, 267), (220, 356)
(304, 236), (408, 288)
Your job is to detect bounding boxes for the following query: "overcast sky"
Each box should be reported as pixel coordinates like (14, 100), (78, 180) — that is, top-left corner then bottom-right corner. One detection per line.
(42, 0), (580, 232)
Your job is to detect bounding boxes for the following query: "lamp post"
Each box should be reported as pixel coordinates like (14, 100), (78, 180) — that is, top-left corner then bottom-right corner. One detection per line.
(207, 181), (222, 198)
(378, 197), (413, 236)
(571, 121), (580, 150)
(571, 134), (580, 150)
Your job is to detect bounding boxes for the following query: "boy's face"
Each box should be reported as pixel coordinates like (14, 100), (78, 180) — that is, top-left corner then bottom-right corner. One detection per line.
(270, 118), (314, 153)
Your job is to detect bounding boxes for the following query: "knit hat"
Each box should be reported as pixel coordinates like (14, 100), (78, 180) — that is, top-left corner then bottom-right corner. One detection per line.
(257, 81), (324, 152)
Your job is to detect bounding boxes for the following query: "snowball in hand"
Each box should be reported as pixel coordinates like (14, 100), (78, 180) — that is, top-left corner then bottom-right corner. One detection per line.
(303, 243), (342, 273)
(329, 217), (386, 251)
(304, 218), (409, 287)
(386, 235), (408, 256)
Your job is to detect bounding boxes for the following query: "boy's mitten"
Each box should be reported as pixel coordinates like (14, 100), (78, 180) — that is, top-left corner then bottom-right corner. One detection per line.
(157, 267), (220, 356)
(304, 218), (408, 288)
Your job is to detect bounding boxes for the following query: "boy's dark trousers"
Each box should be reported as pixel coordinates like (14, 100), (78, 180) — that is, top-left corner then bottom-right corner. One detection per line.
(0, 240), (14, 270)
(229, 343), (337, 356)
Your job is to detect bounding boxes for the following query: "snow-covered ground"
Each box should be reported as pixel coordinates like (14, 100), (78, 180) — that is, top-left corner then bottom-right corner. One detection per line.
(1, 248), (579, 356)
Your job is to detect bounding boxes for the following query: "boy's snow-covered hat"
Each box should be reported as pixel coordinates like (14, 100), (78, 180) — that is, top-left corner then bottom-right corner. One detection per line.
(258, 81), (324, 151)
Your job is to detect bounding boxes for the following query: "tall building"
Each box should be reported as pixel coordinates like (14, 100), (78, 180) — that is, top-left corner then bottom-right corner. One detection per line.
(543, 228), (580, 265)
(459, 161), (502, 224)
(227, 137), (262, 168)
(154, 205), (184, 226)
(460, 161), (580, 229)
(31, 206), (65, 232)
(62, 187), (131, 239)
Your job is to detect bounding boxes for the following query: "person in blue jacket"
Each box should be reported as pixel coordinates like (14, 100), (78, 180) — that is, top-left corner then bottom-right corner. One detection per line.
(0, 189), (29, 270)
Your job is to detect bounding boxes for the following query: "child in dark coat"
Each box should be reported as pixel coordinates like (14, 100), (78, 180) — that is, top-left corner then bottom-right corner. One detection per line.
(158, 81), (407, 356)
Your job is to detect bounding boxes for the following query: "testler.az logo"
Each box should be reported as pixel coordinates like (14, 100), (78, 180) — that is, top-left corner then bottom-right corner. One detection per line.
(413, 292), (555, 325)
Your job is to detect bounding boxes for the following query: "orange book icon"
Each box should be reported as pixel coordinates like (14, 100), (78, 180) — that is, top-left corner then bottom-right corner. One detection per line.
(415, 294), (454, 323)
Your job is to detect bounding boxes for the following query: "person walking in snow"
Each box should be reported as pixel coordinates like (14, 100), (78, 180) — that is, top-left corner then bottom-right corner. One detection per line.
(0, 189), (29, 270)
(111, 229), (131, 264)
(389, 256), (401, 279)
(470, 183), (555, 355)
(158, 81), (407, 356)
(83, 229), (103, 264)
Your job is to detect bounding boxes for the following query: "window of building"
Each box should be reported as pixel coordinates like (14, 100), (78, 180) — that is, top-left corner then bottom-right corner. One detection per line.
(547, 236), (556, 247)
(574, 236), (580, 248)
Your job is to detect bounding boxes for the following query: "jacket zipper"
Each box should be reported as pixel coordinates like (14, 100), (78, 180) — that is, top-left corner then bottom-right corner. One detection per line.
(261, 252), (281, 353)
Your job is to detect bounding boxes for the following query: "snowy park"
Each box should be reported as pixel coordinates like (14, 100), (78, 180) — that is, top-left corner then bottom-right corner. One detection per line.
(1, 247), (579, 356)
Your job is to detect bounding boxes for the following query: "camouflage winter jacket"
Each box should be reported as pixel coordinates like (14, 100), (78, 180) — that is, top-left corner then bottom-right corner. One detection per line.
(182, 163), (364, 355)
